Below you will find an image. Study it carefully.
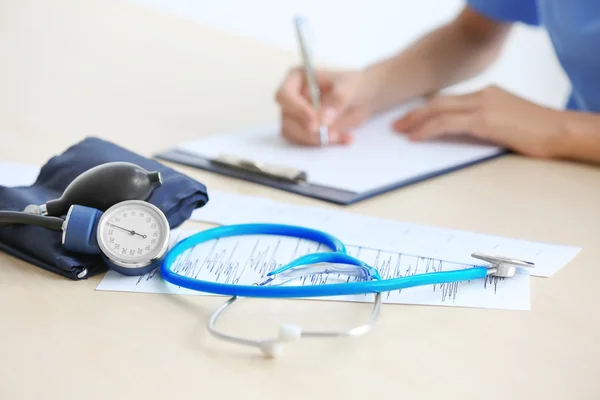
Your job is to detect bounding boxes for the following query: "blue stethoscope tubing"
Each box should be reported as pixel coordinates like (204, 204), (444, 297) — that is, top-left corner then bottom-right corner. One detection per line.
(160, 223), (489, 298)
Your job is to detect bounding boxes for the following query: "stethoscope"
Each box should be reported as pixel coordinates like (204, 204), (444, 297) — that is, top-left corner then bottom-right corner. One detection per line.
(0, 161), (536, 358)
(159, 223), (536, 358)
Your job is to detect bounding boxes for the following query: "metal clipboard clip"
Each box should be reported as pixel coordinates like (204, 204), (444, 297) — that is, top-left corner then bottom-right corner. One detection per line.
(210, 154), (307, 184)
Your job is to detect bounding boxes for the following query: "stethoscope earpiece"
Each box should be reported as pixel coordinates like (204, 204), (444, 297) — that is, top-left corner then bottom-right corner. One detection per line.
(258, 324), (303, 358)
(259, 340), (283, 358)
(279, 324), (303, 341)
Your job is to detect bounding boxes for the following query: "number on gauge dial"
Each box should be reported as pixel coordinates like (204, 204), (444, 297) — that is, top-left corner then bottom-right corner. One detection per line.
(101, 205), (164, 261)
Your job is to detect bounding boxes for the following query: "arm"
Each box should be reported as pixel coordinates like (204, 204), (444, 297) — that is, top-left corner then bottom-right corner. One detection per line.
(388, 75), (600, 165)
(274, 5), (513, 145)
(361, 6), (512, 113)
(360, 5), (600, 165)
(275, 1), (600, 164)
(558, 112), (600, 164)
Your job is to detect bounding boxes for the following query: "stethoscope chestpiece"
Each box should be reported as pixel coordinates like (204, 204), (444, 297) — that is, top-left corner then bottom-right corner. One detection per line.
(471, 252), (535, 278)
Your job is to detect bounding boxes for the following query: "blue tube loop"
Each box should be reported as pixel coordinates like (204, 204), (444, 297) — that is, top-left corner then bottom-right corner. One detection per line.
(172, 223), (346, 253)
(160, 223), (490, 298)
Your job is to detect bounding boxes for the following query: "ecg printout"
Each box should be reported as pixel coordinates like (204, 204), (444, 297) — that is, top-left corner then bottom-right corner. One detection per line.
(190, 191), (582, 278)
(97, 190), (581, 310)
(97, 228), (531, 310)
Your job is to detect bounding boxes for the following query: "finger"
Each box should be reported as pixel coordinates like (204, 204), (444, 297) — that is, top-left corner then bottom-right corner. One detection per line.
(406, 112), (476, 141)
(319, 74), (361, 121)
(322, 104), (368, 146)
(280, 111), (320, 146)
(314, 106), (365, 146)
(324, 126), (354, 145)
(281, 112), (352, 146)
(393, 92), (480, 133)
(275, 68), (319, 128)
(314, 69), (343, 92)
(320, 83), (352, 113)
(329, 105), (370, 132)
(281, 111), (352, 146)
(297, 69), (340, 99)
(331, 130), (354, 145)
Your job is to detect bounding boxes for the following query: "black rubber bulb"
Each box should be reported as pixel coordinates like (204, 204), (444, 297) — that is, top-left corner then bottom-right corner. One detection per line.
(43, 162), (162, 216)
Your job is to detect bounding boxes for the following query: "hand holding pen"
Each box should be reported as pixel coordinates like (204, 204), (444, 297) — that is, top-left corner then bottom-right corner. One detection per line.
(274, 16), (373, 146)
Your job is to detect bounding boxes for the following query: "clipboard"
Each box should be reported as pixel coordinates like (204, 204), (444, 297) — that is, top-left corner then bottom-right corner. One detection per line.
(154, 147), (507, 205)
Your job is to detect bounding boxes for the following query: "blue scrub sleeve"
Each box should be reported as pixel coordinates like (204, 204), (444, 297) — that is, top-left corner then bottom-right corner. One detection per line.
(0, 137), (209, 280)
(466, 0), (540, 26)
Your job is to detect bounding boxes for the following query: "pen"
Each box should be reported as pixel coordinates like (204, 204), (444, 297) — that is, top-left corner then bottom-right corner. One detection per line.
(294, 15), (329, 146)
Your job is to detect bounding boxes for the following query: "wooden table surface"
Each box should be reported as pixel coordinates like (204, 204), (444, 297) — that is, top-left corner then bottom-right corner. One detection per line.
(1, 1), (599, 399)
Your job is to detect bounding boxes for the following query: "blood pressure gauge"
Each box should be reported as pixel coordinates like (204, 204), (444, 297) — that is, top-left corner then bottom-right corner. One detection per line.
(96, 200), (170, 276)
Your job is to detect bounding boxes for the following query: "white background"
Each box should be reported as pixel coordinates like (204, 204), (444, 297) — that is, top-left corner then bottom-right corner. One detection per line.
(128, 0), (570, 108)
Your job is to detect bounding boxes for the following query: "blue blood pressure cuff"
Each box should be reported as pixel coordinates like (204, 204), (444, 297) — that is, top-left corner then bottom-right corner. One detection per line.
(0, 137), (209, 280)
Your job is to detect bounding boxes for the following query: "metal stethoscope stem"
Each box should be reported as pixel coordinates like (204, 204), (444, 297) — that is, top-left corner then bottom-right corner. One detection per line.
(208, 291), (383, 358)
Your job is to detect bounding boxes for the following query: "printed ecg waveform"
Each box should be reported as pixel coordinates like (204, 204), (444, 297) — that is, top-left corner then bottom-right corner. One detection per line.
(119, 230), (529, 310)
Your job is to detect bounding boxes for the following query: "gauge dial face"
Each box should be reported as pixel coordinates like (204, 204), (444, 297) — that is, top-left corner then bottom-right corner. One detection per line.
(97, 201), (169, 267)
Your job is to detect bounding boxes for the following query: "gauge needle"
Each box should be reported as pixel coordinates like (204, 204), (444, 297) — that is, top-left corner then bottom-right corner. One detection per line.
(107, 222), (147, 238)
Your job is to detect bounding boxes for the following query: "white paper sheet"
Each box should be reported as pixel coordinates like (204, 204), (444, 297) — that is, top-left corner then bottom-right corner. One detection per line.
(0, 161), (40, 187)
(96, 228), (531, 310)
(176, 102), (503, 194)
(192, 191), (582, 278)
